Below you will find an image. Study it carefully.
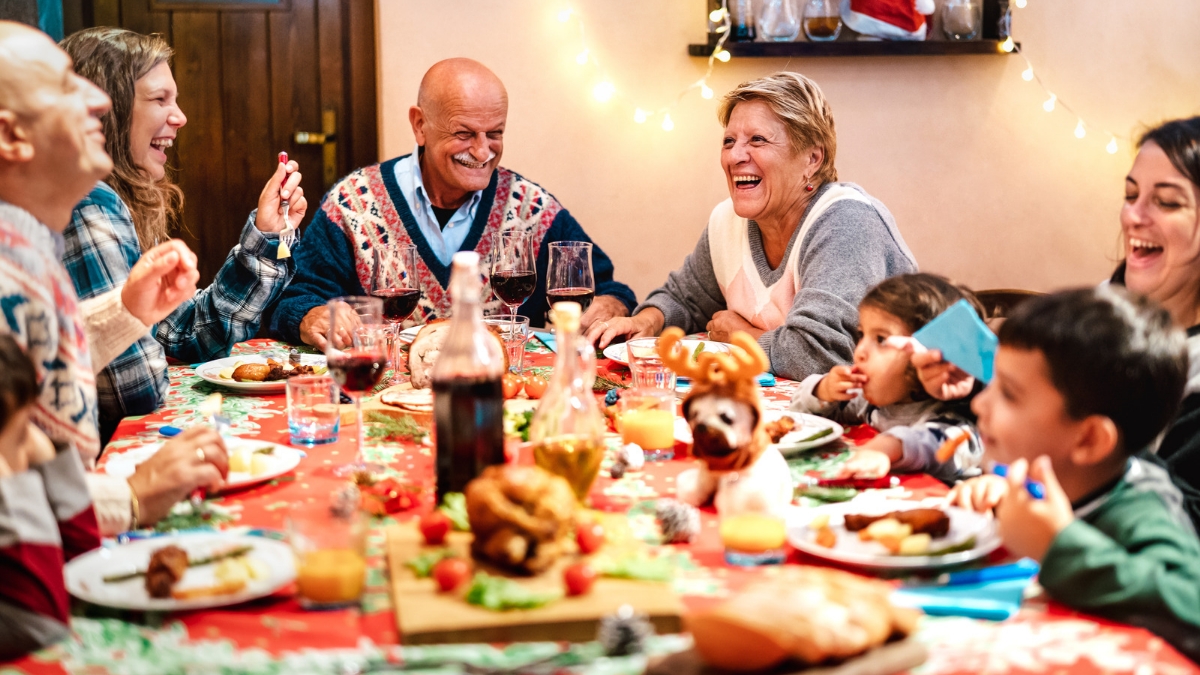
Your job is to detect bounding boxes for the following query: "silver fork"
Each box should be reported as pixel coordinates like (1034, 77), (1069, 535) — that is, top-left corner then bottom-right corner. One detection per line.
(277, 151), (297, 259)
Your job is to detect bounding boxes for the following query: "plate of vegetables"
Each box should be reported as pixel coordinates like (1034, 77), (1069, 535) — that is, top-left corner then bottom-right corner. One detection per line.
(761, 410), (843, 455)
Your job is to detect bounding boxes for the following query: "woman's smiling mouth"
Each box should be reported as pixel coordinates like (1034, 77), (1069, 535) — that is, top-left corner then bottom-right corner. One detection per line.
(732, 174), (762, 190)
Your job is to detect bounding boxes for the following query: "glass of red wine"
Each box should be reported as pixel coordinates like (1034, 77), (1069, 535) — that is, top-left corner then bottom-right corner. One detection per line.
(370, 243), (420, 384)
(325, 296), (389, 476)
(490, 230), (536, 341)
(547, 241), (595, 318)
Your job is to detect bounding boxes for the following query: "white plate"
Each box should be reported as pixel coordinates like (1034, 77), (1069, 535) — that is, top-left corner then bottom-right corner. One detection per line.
(65, 533), (295, 611)
(786, 500), (1001, 570)
(763, 410), (843, 455)
(102, 439), (303, 493)
(397, 325), (422, 344)
(195, 354), (326, 394)
(603, 339), (730, 366)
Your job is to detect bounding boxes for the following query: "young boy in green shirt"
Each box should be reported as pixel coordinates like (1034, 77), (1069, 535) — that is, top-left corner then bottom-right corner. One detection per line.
(949, 286), (1200, 661)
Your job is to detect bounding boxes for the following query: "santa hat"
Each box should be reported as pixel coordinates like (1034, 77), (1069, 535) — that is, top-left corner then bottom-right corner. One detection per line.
(841, 0), (936, 41)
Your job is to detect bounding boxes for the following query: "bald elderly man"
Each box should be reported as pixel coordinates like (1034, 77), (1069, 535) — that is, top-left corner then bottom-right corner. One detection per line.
(271, 58), (636, 346)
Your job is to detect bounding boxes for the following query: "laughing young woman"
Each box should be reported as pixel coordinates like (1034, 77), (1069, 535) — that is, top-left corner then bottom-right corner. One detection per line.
(59, 28), (307, 444)
(590, 72), (917, 381)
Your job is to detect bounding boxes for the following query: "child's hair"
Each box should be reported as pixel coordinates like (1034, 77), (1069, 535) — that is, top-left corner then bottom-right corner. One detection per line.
(860, 273), (985, 334)
(0, 333), (38, 429)
(999, 286), (1187, 454)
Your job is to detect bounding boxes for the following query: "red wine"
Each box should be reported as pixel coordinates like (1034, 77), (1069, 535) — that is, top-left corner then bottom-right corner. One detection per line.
(491, 271), (536, 306)
(433, 376), (504, 500)
(373, 288), (420, 323)
(547, 287), (594, 313)
(327, 351), (388, 393)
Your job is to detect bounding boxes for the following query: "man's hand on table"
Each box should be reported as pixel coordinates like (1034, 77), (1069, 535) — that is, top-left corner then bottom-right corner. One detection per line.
(127, 427), (228, 526)
(587, 307), (663, 347)
(122, 239), (200, 326)
(706, 310), (763, 344)
(580, 295), (628, 332)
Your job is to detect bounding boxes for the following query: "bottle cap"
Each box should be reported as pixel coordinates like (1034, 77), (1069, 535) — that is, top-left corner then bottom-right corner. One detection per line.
(550, 301), (581, 332)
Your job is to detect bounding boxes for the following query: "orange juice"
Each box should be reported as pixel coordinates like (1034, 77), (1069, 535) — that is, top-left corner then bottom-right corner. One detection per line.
(620, 409), (675, 450)
(295, 549), (366, 604)
(719, 513), (787, 553)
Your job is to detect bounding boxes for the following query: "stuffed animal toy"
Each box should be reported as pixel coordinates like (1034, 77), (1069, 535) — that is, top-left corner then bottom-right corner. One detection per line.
(841, 0), (936, 41)
(657, 328), (793, 517)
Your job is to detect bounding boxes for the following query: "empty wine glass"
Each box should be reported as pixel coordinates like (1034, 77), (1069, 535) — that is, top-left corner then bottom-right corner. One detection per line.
(547, 241), (595, 321)
(325, 296), (388, 477)
(490, 230), (536, 338)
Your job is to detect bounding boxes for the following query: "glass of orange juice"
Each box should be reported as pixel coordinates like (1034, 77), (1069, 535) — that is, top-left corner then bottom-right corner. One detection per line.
(287, 502), (368, 609)
(617, 388), (677, 461)
(717, 474), (788, 566)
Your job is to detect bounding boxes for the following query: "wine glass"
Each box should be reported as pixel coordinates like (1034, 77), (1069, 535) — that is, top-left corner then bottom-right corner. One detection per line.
(546, 241), (595, 320)
(370, 243), (420, 384)
(490, 230), (536, 345)
(325, 296), (388, 477)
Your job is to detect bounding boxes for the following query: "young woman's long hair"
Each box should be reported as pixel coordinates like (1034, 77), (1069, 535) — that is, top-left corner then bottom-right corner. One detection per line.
(61, 27), (183, 250)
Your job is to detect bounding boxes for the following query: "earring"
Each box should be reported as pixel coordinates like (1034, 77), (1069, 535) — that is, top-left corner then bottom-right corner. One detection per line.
(805, 183), (815, 192)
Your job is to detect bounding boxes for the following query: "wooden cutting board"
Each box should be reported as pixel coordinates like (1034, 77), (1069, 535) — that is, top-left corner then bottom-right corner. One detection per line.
(385, 522), (684, 645)
(643, 638), (928, 675)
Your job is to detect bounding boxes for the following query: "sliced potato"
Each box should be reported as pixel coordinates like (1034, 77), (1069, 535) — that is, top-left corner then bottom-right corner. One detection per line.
(899, 533), (932, 556)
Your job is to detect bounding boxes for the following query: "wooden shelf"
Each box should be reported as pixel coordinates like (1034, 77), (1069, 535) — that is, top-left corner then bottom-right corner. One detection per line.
(687, 39), (1016, 58)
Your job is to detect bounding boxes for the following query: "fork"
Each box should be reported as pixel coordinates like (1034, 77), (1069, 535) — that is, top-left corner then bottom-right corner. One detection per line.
(276, 151), (296, 259)
(192, 393), (230, 508)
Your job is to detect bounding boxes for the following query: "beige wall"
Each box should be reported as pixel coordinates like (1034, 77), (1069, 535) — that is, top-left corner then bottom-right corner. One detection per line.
(376, 0), (1200, 301)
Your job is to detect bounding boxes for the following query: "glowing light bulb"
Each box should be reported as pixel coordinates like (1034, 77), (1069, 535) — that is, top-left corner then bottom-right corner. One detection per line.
(576, 49), (589, 65)
(1014, 0), (1027, 7)
(1043, 94), (1056, 112)
(701, 83), (714, 99)
(634, 108), (649, 124)
(662, 114), (675, 132)
(1107, 138), (1119, 154)
(1000, 36), (1015, 53)
(592, 81), (615, 102)
(1021, 66), (1033, 81)
(715, 49), (731, 62)
(709, 8), (727, 22)
(1074, 120), (1086, 139)
(557, 8), (572, 22)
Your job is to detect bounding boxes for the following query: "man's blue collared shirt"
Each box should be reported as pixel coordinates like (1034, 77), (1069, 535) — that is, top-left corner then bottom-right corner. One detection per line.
(393, 148), (482, 266)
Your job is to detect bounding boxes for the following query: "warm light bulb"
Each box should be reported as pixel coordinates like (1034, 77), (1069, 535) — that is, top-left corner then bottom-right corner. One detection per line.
(557, 8), (572, 22)
(662, 114), (675, 131)
(701, 83), (714, 99)
(715, 49), (731, 62)
(634, 108), (649, 124)
(1000, 36), (1015, 53)
(1021, 66), (1033, 81)
(1014, 0), (1027, 7)
(592, 81), (615, 102)
(1107, 138), (1119, 154)
(709, 8), (727, 22)
(576, 49), (589, 65)
(1043, 94), (1056, 112)
(1074, 120), (1086, 139)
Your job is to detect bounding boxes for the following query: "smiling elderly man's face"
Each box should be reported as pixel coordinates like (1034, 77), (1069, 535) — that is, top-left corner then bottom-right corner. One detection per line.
(721, 99), (816, 224)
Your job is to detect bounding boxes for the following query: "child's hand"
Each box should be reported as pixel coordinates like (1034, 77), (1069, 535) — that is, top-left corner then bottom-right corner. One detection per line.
(839, 448), (892, 479)
(816, 365), (867, 402)
(946, 474), (1008, 513)
(911, 349), (975, 401)
(995, 456), (1074, 561)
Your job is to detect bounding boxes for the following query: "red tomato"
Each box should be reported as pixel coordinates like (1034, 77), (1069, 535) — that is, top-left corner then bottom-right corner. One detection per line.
(432, 558), (471, 592)
(419, 510), (452, 546)
(576, 521), (606, 554)
(564, 562), (596, 596)
(502, 373), (524, 399)
(523, 374), (549, 399)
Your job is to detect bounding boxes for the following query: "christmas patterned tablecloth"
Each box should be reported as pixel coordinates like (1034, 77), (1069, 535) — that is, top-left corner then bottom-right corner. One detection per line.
(3, 339), (1196, 675)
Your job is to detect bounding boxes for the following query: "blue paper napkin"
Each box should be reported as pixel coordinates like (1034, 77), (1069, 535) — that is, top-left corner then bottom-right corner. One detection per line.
(533, 331), (556, 352)
(677, 373), (776, 389)
(912, 299), (999, 383)
(893, 575), (1034, 621)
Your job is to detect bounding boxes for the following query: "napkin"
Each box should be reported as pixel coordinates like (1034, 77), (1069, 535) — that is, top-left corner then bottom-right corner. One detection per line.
(533, 331), (556, 352)
(677, 373), (776, 389)
(892, 575), (1035, 621)
(912, 299), (998, 383)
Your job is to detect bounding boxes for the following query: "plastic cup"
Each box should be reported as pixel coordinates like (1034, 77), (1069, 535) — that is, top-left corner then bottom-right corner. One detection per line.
(484, 315), (530, 374)
(287, 375), (340, 446)
(617, 388), (676, 461)
(626, 337), (677, 391)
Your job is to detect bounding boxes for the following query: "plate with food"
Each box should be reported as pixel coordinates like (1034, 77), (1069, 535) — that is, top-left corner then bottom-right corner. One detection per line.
(196, 354), (327, 393)
(397, 325), (422, 344)
(65, 533), (294, 611)
(101, 439), (303, 493)
(760, 410), (843, 455)
(787, 500), (1001, 570)
(602, 339), (730, 366)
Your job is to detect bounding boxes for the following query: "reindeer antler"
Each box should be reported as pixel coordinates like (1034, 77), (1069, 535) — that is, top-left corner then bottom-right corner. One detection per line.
(657, 327), (704, 380)
(657, 328), (769, 386)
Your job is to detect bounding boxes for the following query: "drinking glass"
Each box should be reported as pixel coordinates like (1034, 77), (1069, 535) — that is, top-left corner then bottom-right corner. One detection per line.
(801, 0), (841, 41)
(288, 501), (367, 609)
(370, 243), (420, 385)
(325, 296), (388, 476)
(484, 314), (530, 374)
(941, 0), (981, 40)
(287, 375), (340, 446)
(758, 0), (800, 42)
(718, 475), (788, 566)
(626, 337), (677, 391)
(617, 388), (676, 461)
(490, 231), (536, 320)
(547, 241), (595, 320)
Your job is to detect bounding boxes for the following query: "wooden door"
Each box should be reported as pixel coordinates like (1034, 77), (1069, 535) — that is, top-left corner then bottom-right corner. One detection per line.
(73, 0), (377, 285)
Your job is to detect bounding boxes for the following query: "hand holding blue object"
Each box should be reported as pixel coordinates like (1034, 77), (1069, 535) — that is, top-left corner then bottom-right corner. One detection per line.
(911, 299), (998, 383)
(992, 463), (1047, 500)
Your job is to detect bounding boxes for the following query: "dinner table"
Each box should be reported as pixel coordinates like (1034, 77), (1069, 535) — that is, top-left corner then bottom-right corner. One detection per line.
(4, 336), (1197, 675)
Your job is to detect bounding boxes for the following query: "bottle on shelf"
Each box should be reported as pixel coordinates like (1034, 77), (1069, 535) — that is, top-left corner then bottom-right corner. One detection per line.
(528, 302), (607, 503)
(432, 251), (506, 501)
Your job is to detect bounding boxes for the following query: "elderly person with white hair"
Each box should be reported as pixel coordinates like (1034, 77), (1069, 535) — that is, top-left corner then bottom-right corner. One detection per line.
(591, 72), (917, 381)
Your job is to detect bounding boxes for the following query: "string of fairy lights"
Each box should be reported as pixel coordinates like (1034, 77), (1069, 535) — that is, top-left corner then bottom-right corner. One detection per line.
(556, 0), (1122, 154)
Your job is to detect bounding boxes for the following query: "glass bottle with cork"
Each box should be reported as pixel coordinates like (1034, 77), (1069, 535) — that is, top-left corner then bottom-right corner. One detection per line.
(432, 251), (506, 501)
(528, 302), (607, 503)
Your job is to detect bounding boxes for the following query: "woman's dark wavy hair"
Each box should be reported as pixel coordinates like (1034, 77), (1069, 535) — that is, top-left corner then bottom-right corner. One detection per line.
(0, 333), (38, 430)
(1140, 116), (1200, 190)
(60, 27), (183, 250)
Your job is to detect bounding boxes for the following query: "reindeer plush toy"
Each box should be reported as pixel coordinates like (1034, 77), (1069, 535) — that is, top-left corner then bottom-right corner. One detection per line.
(657, 328), (793, 517)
